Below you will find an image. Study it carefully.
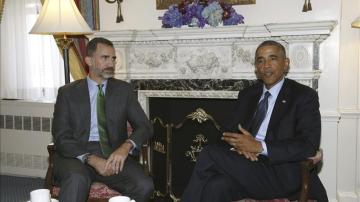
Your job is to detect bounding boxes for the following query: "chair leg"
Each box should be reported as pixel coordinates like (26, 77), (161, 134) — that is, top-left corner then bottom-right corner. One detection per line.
(299, 160), (313, 202)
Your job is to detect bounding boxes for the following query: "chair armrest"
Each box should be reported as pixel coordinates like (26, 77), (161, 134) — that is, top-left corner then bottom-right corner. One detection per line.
(44, 143), (55, 190)
(140, 141), (150, 175)
(298, 150), (323, 202)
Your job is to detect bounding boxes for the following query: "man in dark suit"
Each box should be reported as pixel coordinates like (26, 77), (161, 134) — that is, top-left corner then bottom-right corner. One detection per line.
(181, 40), (327, 202)
(52, 37), (154, 202)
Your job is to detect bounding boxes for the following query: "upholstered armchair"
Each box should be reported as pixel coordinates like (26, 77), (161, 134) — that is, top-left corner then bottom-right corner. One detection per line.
(44, 143), (150, 202)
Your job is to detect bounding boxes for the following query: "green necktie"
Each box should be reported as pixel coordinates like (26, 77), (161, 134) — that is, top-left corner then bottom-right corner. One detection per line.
(97, 84), (112, 157)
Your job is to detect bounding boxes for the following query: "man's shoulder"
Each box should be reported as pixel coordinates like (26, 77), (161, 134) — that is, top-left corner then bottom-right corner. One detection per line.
(285, 78), (316, 94)
(108, 78), (131, 85)
(239, 80), (262, 95)
(59, 79), (86, 92)
(108, 78), (133, 90)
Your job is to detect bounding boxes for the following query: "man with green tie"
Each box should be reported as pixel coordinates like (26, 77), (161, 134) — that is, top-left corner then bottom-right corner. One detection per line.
(52, 37), (154, 202)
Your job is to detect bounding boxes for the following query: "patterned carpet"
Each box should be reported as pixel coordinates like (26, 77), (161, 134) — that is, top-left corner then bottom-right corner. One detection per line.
(0, 175), (44, 202)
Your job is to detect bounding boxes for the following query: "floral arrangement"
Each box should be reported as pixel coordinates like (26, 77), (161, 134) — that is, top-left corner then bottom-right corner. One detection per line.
(159, 0), (244, 28)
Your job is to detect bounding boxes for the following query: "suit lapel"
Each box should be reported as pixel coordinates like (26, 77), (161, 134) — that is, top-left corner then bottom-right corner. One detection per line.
(267, 79), (291, 135)
(78, 79), (91, 137)
(243, 84), (263, 131)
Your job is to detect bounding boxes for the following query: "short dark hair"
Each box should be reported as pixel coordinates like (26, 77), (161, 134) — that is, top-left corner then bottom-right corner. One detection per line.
(255, 40), (286, 58)
(86, 37), (114, 56)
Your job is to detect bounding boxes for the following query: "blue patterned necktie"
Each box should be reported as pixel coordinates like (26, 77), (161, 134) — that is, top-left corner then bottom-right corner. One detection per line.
(97, 84), (112, 157)
(251, 91), (271, 136)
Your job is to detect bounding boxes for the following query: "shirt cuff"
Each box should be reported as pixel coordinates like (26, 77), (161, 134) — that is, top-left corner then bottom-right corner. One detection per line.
(77, 153), (90, 163)
(259, 140), (268, 156)
(126, 139), (137, 154)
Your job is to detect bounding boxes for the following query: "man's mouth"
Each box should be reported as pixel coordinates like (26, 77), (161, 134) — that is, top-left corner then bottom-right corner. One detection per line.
(263, 71), (272, 77)
(103, 67), (114, 73)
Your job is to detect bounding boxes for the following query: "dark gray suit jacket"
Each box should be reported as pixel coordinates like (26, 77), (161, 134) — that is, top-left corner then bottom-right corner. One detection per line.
(52, 78), (153, 158)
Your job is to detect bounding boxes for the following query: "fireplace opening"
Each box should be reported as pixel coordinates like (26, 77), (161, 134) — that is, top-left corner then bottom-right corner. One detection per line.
(148, 97), (237, 200)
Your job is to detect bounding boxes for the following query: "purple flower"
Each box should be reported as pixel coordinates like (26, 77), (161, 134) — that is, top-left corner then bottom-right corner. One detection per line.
(202, 1), (223, 27)
(183, 3), (205, 27)
(159, 0), (245, 28)
(223, 8), (244, 26)
(161, 5), (183, 28)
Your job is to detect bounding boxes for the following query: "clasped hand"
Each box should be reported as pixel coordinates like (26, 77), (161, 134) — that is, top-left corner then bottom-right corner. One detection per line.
(222, 127), (262, 161)
(88, 142), (131, 176)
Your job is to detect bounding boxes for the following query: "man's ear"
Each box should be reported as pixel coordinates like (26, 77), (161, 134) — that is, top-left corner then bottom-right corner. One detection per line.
(84, 56), (92, 66)
(284, 58), (290, 75)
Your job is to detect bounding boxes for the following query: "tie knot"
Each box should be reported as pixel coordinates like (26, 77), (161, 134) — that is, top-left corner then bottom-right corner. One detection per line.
(98, 84), (104, 96)
(264, 91), (271, 99)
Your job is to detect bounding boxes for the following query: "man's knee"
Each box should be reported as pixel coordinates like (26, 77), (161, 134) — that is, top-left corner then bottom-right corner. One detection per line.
(136, 176), (154, 197)
(204, 175), (230, 193)
(57, 171), (92, 202)
(61, 170), (92, 188)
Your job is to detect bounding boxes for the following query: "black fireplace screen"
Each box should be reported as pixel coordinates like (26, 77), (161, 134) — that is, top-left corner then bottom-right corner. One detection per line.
(149, 98), (236, 201)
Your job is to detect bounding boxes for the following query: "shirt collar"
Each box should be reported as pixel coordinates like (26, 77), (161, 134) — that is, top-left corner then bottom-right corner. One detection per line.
(87, 76), (108, 91)
(262, 77), (285, 98)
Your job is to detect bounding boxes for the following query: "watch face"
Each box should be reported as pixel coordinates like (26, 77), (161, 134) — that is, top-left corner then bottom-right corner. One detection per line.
(85, 154), (90, 163)
(82, 154), (89, 164)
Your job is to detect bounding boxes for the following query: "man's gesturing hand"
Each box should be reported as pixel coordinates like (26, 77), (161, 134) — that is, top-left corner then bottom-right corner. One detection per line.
(222, 127), (263, 161)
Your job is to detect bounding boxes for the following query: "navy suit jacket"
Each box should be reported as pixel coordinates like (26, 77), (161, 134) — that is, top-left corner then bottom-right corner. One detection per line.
(226, 78), (321, 165)
(52, 78), (153, 158)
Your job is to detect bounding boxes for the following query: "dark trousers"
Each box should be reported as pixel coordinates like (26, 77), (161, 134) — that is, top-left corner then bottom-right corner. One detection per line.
(181, 145), (328, 202)
(54, 142), (154, 202)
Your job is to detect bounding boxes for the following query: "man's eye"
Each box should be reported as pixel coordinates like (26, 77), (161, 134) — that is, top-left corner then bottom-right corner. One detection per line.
(256, 59), (264, 64)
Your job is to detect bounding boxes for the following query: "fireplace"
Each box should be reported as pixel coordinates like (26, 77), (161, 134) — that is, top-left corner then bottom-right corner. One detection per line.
(131, 79), (253, 201)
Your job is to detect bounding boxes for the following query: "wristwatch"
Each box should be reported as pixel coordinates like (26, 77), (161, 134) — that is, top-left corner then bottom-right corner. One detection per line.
(81, 153), (90, 164)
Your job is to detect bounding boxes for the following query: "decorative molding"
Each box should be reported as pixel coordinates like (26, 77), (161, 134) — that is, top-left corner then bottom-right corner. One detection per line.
(93, 21), (336, 41)
(339, 109), (360, 118)
(320, 111), (341, 123)
(138, 90), (238, 114)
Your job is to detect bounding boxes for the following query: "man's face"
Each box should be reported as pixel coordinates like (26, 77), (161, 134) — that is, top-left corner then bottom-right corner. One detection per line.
(86, 43), (116, 80)
(255, 45), (289, 89)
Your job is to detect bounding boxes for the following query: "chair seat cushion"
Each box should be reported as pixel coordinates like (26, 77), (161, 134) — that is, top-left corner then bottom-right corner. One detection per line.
(52, 182), (120, 199)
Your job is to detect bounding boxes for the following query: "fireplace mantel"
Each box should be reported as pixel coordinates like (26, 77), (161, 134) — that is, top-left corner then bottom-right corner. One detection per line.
(94, 21), (336, 41)
(93, 20), (337, 84)
(93, 21), (337, 114)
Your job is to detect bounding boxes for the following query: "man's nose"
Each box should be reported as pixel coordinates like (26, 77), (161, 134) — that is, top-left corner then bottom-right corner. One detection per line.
(106, 58), (115, 65)
(264, 59), (272, 68)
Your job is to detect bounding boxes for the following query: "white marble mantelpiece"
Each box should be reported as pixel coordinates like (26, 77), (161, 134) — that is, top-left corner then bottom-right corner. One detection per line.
(93, 21), (337, 83)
